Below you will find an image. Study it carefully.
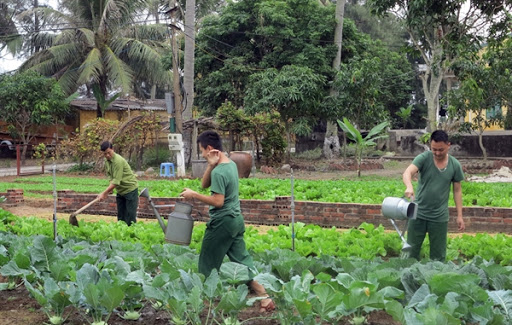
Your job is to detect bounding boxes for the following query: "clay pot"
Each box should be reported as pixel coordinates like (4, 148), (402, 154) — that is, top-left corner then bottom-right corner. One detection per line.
(229, 151), (253, 178)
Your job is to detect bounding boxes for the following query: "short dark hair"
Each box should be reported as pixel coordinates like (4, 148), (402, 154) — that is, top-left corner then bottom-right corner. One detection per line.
(430, 130), (449, 144)
(197, 130), (223, 151)
(100, 141), (113, 151)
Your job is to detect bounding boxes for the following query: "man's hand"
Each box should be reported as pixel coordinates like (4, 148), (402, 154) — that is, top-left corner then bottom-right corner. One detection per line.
(206, 149), (220, 166)
(402, 164), (418, 200)
(180, 188), (197, 199)
(97, 192), (108, 201)
(404, 188), (415, 199)
(456, 216), (465, 231)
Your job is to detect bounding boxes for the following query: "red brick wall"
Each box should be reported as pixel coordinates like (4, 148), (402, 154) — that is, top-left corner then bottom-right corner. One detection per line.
(0, 189), (24, 207)
(4, 189), (511, 233)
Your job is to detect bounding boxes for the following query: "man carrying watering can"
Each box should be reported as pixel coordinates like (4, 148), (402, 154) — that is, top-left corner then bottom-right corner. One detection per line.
(97, 141), (139, 226)
(180, 130), (275, 313)
(402, 130), (465, 261)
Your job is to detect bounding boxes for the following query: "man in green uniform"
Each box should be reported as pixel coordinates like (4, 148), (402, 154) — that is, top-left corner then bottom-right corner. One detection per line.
(180, 130), (275, 313)
(98, 141), (139, 226)
(403, 130), (465, 261)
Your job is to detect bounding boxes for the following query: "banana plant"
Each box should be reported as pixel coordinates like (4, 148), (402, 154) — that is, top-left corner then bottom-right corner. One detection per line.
(337, 118), (389, 177)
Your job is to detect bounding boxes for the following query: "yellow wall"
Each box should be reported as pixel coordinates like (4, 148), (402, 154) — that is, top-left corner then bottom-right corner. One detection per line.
(464, 106), (508, 131)
(79, 111), (98, 131)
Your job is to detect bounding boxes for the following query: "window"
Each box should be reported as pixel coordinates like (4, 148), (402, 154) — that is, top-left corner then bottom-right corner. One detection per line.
(486, 102), (502, 119)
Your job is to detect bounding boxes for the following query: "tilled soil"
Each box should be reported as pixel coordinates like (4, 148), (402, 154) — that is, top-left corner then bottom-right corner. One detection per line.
(0, 276), (399, 325)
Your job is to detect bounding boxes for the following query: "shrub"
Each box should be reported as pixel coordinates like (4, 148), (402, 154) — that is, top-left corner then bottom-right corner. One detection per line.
(142, 146), (171, 169)
(67, 162), (95, 173)
(293, 147), (322, 160)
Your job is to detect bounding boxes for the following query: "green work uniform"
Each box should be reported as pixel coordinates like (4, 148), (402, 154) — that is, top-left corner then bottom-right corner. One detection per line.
(105, 153), (139, 226)
(198, 160), (255, 278)
(407, 151), (464, 261)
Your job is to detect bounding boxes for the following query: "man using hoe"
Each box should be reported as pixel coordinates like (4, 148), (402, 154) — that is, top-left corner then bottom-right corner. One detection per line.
(97, 141), (139, 226)
(180, 130), (275, 313)
(403, 130), (465, 261)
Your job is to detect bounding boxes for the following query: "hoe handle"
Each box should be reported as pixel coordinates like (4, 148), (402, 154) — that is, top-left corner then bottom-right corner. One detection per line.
(72, 197), (100, 216)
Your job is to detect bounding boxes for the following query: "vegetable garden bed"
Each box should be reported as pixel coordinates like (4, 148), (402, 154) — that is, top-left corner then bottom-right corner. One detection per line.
(1, 208), (512, 324)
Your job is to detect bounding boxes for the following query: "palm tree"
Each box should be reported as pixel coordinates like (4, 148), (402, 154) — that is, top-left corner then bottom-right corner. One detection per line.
(20, 0), (171, 117)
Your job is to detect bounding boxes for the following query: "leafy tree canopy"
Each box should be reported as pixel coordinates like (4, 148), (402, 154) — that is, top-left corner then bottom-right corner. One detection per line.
(195, 0), (414, 132)
(0, 70), (72, 162)
(19, 0), (172, 117)
(344, 1), (408, 50)
(245, 65), (327, 136)
(195, 0), (342, 115)
(367, 0), (512, 131)
(447, 38), (512, 159)
(326, 39), (414, 129)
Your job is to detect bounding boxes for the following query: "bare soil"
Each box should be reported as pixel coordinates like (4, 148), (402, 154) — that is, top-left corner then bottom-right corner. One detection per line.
(0, 276), (399, 324)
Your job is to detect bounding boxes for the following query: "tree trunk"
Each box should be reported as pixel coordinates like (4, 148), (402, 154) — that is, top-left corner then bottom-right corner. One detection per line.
(356, 147), (361, 177)
(413, 29), (446, 132)
(191, 119), (198, 159)
(150, 84), (156, 100)
(478, 129), (487, 161)
(323, 121), (340, 159)
(323, 0), (345, 159)
(420, 64), (444, 132)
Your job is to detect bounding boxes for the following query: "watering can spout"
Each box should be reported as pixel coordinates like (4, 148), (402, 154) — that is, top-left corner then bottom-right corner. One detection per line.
(139, 188), (166, 233)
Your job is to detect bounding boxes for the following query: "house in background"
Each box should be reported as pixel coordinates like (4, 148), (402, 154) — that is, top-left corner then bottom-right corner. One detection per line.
(70, 98), (170, 133)
(464, 103), (509, 131)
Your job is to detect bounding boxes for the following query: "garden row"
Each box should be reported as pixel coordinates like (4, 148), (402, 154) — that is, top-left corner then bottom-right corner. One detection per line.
(1, 209), (512, 324)
(2, 175), (512, 207)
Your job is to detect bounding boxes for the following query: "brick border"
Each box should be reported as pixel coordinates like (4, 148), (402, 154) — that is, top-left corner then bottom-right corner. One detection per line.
(0, 189), (24, 207)
(2, 189), (511, 233)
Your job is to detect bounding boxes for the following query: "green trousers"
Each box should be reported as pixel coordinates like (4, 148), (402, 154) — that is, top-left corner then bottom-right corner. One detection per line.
(116, 188), (138, 226)
(199, 215), (255, 278)
(406, 218), (448, 261)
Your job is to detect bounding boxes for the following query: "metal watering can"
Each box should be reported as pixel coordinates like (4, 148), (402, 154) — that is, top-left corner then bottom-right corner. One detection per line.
(139, 188), (194, 245)
(381, 197), (418, 252)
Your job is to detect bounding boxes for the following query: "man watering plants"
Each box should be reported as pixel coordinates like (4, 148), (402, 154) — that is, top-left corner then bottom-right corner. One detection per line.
(97, 141), (139, 226)
(402, 130), (465, 261)
(180, 130), (275, 313)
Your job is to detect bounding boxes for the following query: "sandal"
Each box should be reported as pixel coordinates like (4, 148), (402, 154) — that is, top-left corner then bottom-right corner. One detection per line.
(259, 297), (275, 313)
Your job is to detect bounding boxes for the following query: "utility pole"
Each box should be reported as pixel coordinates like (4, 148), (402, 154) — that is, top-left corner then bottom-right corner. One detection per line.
(183, 0), (196, 162)
(168, 1), (183, 134)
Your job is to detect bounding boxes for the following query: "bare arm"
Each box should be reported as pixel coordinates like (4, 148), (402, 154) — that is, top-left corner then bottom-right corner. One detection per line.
(453, 182), (464, 231)
(201, 165), (214, 189)
(98, 183), (116, 200)
(180, 189), (224, 208)
(402, 164), (419, 198)
(201, 149), (220, 189)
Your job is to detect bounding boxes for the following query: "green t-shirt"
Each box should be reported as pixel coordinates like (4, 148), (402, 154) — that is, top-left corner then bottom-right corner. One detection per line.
(104, 153), (138, 196)
(412, 151), (464, 222)
(209, 160), (241, 219)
